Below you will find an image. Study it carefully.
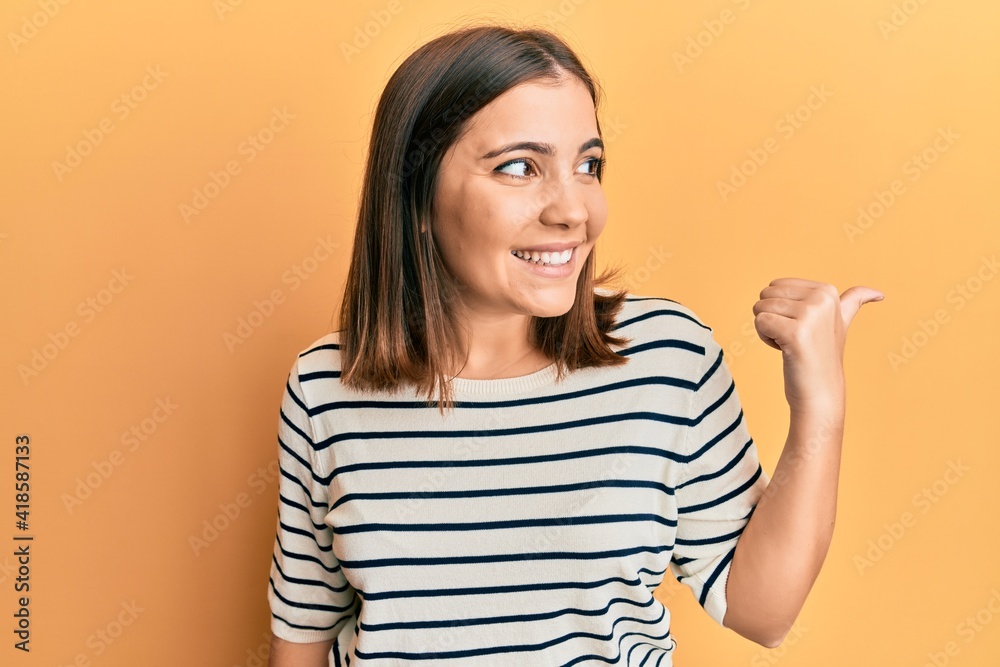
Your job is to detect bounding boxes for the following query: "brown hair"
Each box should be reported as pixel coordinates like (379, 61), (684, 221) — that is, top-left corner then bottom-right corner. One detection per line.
(337, 22), (632, 414)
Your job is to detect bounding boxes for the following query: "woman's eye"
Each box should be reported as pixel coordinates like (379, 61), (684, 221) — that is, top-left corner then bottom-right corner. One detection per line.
(495, 159), (533, 180)
(581, 156), (605, 177)
(495, 156), (605, 180)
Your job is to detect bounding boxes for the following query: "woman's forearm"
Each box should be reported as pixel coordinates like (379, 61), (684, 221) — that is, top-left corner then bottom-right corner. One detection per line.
(722, 402), (845, 647)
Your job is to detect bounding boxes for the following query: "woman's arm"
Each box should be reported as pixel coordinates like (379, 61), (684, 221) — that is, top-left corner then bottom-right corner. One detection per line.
(722, 279), (882, 646)
(723, 403), (843, 647)
(268, 636), (335, 667)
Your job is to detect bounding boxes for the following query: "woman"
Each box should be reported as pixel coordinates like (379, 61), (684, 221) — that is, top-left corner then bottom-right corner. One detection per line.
(266, 23), (883, 666)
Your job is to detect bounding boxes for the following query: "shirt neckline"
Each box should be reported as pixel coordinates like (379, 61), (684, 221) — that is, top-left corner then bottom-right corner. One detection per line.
(446, 362), (560, 395)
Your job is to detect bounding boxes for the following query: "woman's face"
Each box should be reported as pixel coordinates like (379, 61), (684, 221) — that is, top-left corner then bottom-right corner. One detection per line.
(430, 75), (607, 320)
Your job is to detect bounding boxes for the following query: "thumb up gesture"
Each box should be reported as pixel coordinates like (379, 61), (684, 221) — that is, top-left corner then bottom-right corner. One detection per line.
(752, 278), (884, 415)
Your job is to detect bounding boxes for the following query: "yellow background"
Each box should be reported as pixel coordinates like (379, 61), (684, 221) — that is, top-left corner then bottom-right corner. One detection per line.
(2, 0), (999, 665)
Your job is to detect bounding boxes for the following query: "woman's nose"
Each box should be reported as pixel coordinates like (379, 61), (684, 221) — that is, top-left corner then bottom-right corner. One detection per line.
(537, 173), (590, 227)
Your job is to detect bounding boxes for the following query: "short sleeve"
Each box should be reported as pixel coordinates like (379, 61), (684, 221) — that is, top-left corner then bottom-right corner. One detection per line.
(266, 355), (359, 643)
(669, 326), (770, 627)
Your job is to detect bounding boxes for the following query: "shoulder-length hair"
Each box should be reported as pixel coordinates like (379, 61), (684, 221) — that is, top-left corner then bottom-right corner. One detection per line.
(337, 22), (633, 414)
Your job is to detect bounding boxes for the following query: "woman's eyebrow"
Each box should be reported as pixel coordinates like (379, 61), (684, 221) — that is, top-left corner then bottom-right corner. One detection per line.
(480, 137), (604, 160)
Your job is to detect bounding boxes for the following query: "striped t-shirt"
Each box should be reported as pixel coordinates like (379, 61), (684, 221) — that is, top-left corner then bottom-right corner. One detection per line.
(266, 293), (770, 666)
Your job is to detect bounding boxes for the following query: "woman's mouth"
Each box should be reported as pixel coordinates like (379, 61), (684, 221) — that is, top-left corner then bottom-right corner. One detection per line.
(510, 246), (576, 277)
(510, 247), (574, 266)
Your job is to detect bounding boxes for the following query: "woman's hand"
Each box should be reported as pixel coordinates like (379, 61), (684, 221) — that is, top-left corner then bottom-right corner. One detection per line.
(752, 278), (884, 415)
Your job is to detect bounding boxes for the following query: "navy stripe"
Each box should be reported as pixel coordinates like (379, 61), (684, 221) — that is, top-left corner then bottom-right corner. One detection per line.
(274, 534), (339, 574)
(279, 467), (327, 508)
(637, 643), (659, 666)
(339, 543), (675, 569)
(674, 526), (744, 547)
(269, 576), (355, 614)
(300, 370), (341, 383)
(678, 465), (764, 514)
(687, 407), (743, 462)
(278, 518), (332, 550)
(357, 573), (657, 601)
(694, 346), (725, 389)
(277, 492), (326, 524)
(277, 444), (326, 491)
(300, 342), (338, 357)
(279, 408), (314, 449)
(327, 445), (694, 483)
(698, 545), (737, 607)
(677, 439), (753, 490)
(314, 412), (718, 451)
(270, 555), (349, 594)
(305, 373), (700, 412)
(270, 611), (340, 633)
(334, 513), (677, 535)
(613, 306), (710, 332)
(284, 378), (310, 414)
(360, 595), (657, 632)
(619, 338), (704, 358)
(331, 478), (674, 511)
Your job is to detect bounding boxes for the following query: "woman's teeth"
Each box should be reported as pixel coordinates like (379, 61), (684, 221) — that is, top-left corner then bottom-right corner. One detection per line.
(511, 248), (573, 266)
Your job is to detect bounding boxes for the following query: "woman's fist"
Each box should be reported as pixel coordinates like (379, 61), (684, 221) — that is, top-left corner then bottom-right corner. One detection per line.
(752, 278), (884, 414)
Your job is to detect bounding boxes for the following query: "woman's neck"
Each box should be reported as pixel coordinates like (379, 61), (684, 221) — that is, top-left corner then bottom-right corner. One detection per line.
(452, 345), (552, 380)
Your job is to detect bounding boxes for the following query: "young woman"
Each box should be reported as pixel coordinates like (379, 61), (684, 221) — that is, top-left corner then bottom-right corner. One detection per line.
(266, 23), (883, 667)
